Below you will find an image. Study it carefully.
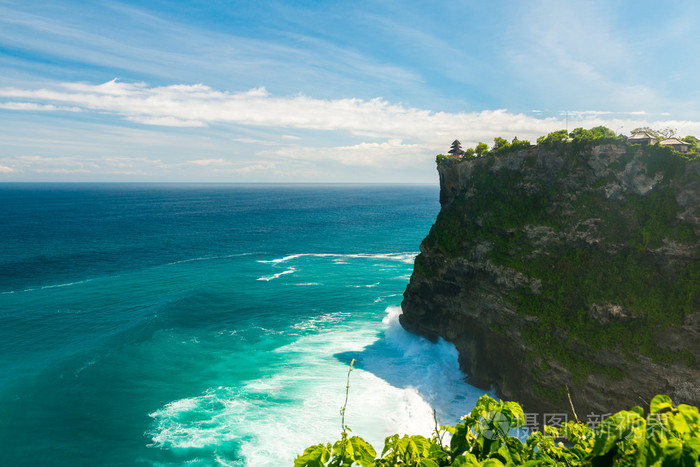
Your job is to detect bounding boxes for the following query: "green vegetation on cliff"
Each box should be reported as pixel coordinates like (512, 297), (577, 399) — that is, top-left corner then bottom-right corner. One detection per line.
(436, 127), (700, 166)
(297, 392), (700, 466)
(421, 129), (699, 390)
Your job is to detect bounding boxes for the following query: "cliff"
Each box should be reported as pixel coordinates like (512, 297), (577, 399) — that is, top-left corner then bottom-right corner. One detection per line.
(400, 140), (700, 417)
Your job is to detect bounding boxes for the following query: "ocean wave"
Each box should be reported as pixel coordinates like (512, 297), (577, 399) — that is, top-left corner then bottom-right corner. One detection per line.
(257, 252), (417, 265)
(339, 306), (494, 426)
(347, 282), (381, 288)
(147, 307), (487, 466)
(1, 279), (93, 295)
(291, 312), (350, 332)
(165, 253), (253, 266)
(256, 267), (296, 281)
(148, 389), (246, 451)
(373, 293), (401, 303)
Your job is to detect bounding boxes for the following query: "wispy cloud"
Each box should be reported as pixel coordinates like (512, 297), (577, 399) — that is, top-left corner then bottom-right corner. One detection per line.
(186, 158), (278, 174)
(4, 78), (700, 149)
(187, 159), (228, 166)
(0, 80), (561, 142)
(0, 102), (81, 112)
(3, 78), (700, 181)
(272, 139), (426, 168)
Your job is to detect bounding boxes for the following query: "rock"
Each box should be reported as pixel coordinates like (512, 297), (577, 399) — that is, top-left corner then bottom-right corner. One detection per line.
(401, 141), (700, 418)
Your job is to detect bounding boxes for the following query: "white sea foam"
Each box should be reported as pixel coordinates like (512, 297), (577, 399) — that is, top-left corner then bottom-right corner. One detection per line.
(166, 253), (253, 266)
(147, 306), (490, 466)
(3, 279), (93, 295)
(257, 252), (417, 265)
(256, 267), (296, 281)
(373, 293), (401, 303)
(348, 282), (381, 288)
(291, 312), (350, 331)
(257, 253), (316, 264)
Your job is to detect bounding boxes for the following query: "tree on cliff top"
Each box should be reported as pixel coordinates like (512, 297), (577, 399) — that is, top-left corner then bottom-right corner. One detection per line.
(569, 126), (618, 144)
(632, 126), (677, 139)
(493, 136), (510, 152)
(536, 129), (569, 145)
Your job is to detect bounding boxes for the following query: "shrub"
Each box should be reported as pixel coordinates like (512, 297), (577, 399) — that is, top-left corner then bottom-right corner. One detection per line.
(296, 394), (700, 466)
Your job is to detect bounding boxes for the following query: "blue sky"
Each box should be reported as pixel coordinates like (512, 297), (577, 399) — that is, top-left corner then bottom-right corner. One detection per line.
(2, 0), (700, 182)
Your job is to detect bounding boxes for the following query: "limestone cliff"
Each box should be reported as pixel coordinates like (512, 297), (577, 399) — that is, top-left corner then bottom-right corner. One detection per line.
(400, 140), (700, 417)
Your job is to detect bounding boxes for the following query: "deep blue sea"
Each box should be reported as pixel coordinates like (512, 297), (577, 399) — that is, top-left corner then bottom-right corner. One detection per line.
(0, 184), (489, 466)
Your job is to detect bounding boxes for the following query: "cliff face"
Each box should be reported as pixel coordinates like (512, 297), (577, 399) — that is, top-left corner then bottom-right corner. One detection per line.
(400, 141), (700, 417)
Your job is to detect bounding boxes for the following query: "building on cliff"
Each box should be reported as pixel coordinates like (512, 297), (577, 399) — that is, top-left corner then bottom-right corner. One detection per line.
(660, 137), (692, 153)
(448, 139), (464, 156)
(627, 131), (658, 146)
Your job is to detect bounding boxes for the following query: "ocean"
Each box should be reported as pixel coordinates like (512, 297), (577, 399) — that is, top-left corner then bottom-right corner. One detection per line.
(0, 184), (489, 466)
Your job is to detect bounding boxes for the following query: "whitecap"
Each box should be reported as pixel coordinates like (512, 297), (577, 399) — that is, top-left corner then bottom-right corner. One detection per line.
(256, 267), (295, 281)
(166, 253), (253, 266)
(147, 306), (489, 465)
(347, 282), (381, 288)
(291, 312), (350, 331)
(257, 252), (417, 265)
(10, 279), (92, 294)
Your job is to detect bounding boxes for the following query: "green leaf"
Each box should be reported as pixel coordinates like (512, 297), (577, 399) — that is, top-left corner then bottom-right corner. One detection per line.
(650, 395), (674, 415)
(451, 453), (480, 467)
(543, 426), (559, 438)
(295, 443), (331, 467)
(681, 438), (700, 466)
(450, 423), (470, 457)
(348, 436), (377, 466)
(661, 439), (683, 466)
(382, 434), (398, 457)
(677, 404), (700, 436)
(502, 401), (525, 428)
(504, 436), (525, 464)
(480, 458), (506, 467)
(592, 417), (621, 456)
(419, 459), (440, 467)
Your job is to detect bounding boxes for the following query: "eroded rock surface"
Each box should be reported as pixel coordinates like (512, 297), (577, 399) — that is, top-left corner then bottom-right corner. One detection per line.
(401, 142), (700, 417)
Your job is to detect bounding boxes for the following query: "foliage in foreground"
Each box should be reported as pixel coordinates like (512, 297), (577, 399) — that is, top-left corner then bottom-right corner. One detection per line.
(296, 393), (700, 466)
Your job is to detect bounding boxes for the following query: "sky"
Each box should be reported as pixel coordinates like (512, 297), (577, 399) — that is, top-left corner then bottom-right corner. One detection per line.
(2, 0), (700, 183)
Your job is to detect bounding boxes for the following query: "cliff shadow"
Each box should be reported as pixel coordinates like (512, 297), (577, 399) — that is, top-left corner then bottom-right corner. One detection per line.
(333, 321), (493, 420)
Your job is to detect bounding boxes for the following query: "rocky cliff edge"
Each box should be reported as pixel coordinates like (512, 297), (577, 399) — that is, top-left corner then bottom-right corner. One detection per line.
(400, 141), (700, 418)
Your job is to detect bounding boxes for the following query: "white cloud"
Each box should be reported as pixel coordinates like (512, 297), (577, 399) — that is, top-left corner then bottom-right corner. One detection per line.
(0, 102), (81, 111)
(184, 158), (276, 174)
(4, 79), (700, 182)
(273, 139), (428, 168)
(232, 137), (276, 145)
(187, 159), (228, 166)
(3, 154), (168, 177)
(0, 80), (563, 142)
(231, 162), (276, 174)
(4, 81), (700, 148)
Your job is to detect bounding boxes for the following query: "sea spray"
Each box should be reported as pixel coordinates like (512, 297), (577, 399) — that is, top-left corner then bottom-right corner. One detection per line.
(147, 306), (492, 465)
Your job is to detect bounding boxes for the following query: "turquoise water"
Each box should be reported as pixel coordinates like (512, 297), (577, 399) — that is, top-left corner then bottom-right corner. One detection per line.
(0, 184), (488, 465)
